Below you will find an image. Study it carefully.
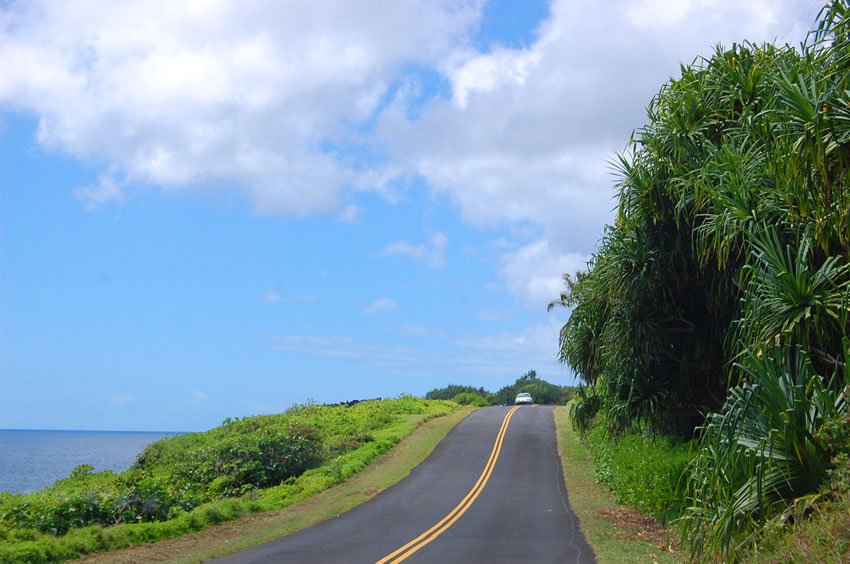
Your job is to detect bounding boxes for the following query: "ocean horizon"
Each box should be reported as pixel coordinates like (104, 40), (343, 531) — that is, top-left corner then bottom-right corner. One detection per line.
(0, 429), (181, 494)
(1, 427), (182, 434)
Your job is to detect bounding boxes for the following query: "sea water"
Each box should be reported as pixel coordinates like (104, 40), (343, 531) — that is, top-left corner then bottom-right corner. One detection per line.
(0, 429), (176, 494)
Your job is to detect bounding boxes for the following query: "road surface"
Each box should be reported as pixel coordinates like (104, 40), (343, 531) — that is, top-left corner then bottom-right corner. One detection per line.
(213, 405), (595, 563)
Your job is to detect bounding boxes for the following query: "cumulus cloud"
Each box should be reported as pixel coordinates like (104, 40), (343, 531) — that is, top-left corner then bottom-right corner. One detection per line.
(74, 173), (124, 210)
(0, 0), (483, 215)
(336, 204), (362, 224)
(501, 239), (590, 305)
(378, 0), (812, 299)
(384, 231), (447, 267)
(365, 297), (397, 315)
(453, 317), (562, 356)
(0, 0), (814, 303)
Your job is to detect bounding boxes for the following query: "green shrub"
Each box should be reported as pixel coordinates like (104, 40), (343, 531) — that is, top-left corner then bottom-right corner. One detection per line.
(425, 384), (488, 401)
(492, 370), (575, 405)
(584, 422), (691, 520)
(550, 2), (850, 558)
(0, 396), (457, 562)
(568, 386), (601, 433)
(450, 392), (489, 407)
(680, 346), (849, 561)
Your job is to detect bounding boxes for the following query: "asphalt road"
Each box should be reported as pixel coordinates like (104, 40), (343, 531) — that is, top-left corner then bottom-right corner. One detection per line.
(213, 405), (595, 563)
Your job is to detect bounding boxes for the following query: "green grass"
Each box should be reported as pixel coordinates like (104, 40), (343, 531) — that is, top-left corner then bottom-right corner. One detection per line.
(583, 424), (691, 521)
(554, 407), (684, 563)
(0, 397), (462, 563)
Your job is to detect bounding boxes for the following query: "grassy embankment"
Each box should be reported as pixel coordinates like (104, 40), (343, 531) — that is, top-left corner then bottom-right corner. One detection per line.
(556, 404), (850, 562)
(554, 406), (685, 563)
(0, 397), (469, 563)
(78, 404), (471, 563)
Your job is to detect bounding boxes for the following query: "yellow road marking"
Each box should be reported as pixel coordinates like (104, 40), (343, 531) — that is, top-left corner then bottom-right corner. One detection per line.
(375, 406), (521, 564)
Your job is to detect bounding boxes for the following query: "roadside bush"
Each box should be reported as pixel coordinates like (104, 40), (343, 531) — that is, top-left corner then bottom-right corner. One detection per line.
(551, 1), (850, 558)
(568, 386), (601, 433)
(0, 396), (458, 562)
(208, 429), (322, 496)
(425, 384), (488, 401)
(681, 346), (849, 561)
(450, 392), (489, 407)
(584, 422), (691, 520)
(492, 370), (576, 405)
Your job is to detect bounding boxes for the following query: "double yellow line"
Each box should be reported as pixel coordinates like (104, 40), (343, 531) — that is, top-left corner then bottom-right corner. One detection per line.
(375, 406), (521, 564)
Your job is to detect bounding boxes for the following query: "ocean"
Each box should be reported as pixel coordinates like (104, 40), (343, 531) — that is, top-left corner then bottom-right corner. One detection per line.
(0, 429), (177, 494)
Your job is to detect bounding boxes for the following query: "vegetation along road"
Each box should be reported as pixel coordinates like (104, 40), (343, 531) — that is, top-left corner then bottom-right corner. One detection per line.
(214, 405), (594, 563)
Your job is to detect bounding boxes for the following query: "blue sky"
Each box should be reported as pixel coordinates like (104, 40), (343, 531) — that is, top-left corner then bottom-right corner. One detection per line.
(0, 0), (815, 431)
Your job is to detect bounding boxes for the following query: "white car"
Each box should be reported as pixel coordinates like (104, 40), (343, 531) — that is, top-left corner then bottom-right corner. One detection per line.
(515, 392), (533, 405)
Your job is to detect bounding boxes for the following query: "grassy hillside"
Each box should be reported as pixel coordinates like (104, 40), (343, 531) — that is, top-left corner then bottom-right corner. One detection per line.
(0, 397), (457, 562)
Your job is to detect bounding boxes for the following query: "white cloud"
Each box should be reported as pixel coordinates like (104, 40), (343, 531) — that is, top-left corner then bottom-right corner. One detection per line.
(401, 323), (428, 337)
(111, 394), (135, 406)
(502, 239), (590, 306)
(365, 297), (397, 315)
(476, 308), (511, 322)
(384, 231), (447, 267)
(447, 318), (577, 382)
(191, 389), (208, 402)
(73, 173), (123, 210)
(337, 204), (362, 224)
(272, 335), (416, 363)
(0, 0), (815, 308)
(453, 317), (562, 356)
(384, 241), (424, 258)
(377, 0), (812, 299)
(270, 317), (575, 384)
(0, 0), (483, 215)
(452, 47), (540, 109)
(263, 290), (317, 303)
(623, 0), (796, 31)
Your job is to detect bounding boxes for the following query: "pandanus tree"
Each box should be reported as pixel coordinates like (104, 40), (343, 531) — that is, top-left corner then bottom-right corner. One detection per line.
(555, 1), (850, 558)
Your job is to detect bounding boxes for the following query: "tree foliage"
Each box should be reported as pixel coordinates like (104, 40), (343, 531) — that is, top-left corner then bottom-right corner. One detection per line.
(555, 1), (850, 558)
(427, 371), (575, 406)
(450, 392), (490, 407)
(492, 370), (575, 405)
(425, 384), (489, 401)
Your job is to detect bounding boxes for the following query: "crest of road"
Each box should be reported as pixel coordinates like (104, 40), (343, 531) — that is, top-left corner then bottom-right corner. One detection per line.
(214, 405), (595, 563)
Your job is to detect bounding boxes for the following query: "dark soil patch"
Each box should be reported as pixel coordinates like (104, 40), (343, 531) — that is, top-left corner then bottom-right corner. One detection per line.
(600, 507), (676, 556)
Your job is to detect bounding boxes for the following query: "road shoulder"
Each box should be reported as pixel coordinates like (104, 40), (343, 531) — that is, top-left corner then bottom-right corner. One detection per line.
(553, 407), (682, 564)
